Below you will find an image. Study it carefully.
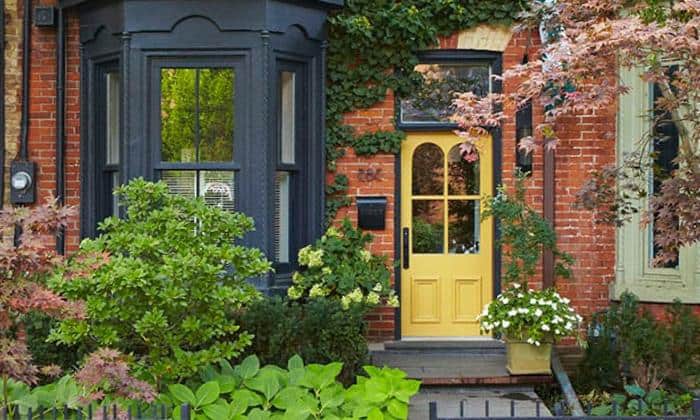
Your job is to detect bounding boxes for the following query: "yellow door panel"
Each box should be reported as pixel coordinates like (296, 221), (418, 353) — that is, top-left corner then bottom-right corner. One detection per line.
(401, 132), (493, 337)
(411, 277), (441, 323)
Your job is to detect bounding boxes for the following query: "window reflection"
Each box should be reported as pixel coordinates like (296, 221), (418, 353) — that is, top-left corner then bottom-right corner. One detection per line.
(412, 143), (444, 196)
(448, 200), (480, 254)
(401, 63), (490, 124)
(412, 200), (444, 254)
(161, 68), (234, 163)
(448, 145), (479, 195)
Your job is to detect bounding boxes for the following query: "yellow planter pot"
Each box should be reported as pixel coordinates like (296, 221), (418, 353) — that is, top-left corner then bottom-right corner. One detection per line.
(506, 339), (552, 375)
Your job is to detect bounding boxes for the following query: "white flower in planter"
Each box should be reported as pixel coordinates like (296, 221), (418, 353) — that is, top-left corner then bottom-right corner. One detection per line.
(518, 308), (529, 314)
(512, 283), (521, 289)
(502, 320), (511, 328)
(542, 324), (551, 331)
(534, 308), (543, 317)
(508, 309), (518, 317)
(530, 298), (537, 305)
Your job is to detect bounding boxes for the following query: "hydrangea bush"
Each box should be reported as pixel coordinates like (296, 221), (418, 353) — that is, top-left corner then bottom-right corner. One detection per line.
(288, 219), (399, 310)
(478, 284), (582, 346)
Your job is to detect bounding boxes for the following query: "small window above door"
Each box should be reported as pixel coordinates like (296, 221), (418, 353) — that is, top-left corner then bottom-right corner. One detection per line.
(397, 51), (501, 130)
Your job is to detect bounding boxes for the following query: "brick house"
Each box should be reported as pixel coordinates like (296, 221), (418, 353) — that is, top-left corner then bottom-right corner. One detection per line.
(1, 0), (697, 347)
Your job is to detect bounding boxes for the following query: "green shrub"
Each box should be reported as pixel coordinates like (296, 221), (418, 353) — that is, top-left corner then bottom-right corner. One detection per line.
(236, 297), (368, 385)
(50, 179), (271, 387)
(165, 355), (421, 419)
(587, 385), (694, 416)
(287, 219), (398, 310)
(22, 312), (89, 379)
(576, 292), (700, 392)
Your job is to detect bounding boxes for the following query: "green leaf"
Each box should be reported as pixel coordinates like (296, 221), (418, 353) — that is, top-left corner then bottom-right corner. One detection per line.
(287, 355), (304, 371)
(271, 387), (306, 410)
(624, 384), (646, 398)
(202, 402), (231, 420)
(245, 369), (281, 401)
(590, 405), (612, 416)
(195, 382), (220, 407)
(170, 384), (197, 405)
(238, 355), (261, 380)
(387, 399), (408, 419)
(368, 407), (385, 420)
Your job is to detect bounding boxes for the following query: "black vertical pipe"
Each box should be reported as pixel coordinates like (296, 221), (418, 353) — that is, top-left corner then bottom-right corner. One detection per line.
(0, 0), (5, 209)
(19, 0), (30, 161)
(56, 6), (66, 253)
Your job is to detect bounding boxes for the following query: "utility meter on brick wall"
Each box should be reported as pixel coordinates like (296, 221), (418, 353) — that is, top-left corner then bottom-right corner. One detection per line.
(10, 161), (36, 205)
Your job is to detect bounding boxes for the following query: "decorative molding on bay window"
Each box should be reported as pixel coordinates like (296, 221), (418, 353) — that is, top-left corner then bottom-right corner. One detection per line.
(612, 66), (700, 303)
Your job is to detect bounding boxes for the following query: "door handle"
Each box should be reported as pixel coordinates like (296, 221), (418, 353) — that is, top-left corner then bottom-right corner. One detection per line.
(402, 227), (410, 269)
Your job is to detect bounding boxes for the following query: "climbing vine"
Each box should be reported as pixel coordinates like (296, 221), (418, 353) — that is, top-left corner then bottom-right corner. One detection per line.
(324, 0), (525, 225)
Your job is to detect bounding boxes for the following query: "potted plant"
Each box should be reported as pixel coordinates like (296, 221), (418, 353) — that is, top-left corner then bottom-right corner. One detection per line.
(476, 173), (579, 374)
(478, 284), (582, 374)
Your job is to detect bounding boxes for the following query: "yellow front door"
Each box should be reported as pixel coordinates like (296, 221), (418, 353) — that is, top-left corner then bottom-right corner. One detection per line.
(400, 132), (493, 337)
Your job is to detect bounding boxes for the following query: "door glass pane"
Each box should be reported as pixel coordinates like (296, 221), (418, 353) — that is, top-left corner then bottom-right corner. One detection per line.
(199, 69), (235, 162)
(280, 72), (296, 165)
(161, 69), (197, 162)
(448, 145), (479, 195)
(401, 63), (491, 124)
(412, 200), (444, 254)
(412, 143), (444, 195)
(106, 73), (120, 165)
(161, 68), (235, 163)
(448, 200), (480, 254)
(274, 172), (291, 263)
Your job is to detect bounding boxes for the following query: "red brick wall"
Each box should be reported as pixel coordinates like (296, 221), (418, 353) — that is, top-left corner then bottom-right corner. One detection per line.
(22, 0), (81, 250)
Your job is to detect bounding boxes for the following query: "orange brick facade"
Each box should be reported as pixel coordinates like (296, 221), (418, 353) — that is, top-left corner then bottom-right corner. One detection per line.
(4, 2), (698, 343)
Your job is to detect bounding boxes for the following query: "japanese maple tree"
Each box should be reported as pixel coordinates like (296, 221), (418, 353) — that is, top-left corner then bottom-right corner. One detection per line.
(451, 0), (700, 264)
(0, 201), (86, 392)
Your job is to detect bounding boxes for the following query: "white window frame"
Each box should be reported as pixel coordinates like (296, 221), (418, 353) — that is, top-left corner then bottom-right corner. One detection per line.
(613, 67), (700, 303)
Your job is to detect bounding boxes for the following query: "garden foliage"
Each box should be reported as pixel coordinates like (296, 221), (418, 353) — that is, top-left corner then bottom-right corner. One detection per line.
(587, 384), (694, 416)
(0, 200), (86, 390)
(236, 297), (369, 385)
(287, 220), (397, 310)
(576, 292), (700, 392)
(482, 172), (574, 286)
(49, 179), (271, 386)
(166, 355), (421, 420)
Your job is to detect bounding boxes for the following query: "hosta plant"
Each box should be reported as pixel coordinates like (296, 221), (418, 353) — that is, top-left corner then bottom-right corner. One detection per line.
(478, 284), (582, 346)
(164, 355), (420, 419)
(287, 219), (398, 310)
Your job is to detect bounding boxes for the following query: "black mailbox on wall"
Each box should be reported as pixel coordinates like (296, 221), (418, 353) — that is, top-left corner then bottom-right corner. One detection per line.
(357, 196), (387, 230)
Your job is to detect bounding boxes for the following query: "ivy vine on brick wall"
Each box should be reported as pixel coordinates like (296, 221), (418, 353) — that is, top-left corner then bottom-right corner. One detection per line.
(324, 0), (524, 225)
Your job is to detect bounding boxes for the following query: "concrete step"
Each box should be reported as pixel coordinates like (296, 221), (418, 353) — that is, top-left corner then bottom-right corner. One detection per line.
(370, 340), (553, 386)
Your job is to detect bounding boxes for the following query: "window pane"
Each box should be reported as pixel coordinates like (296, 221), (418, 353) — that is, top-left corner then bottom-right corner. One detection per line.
(200, 171), (235, 212)
(401, 63), (490, 124)
(280, 72), (296, 164)
(650, 79), (680, 267)
(106, 73), (120, 165)
(412, 200), (444, 254)
(199, 69), (235, 162)
(448, 145), (479, 195)
(448, 200), (480, 254)
(161, 170), (197, 199)
(273, 172), (291, 263)
(160, 170), (235, 212)
(161, 69), (197, 162)
(412, 143), (444, 195)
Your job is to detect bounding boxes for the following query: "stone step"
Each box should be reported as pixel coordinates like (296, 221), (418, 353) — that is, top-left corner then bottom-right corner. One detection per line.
(382, 339), (505, 354)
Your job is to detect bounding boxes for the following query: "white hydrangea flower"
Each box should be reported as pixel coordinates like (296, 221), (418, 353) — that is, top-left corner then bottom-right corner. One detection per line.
(366, 291), (381, 305)
(507, 309), (518, 317)
(309, 284), (326, 298)
(373, 282), (383, 292)
(518, 308), (529, 314)
(341, 295), (351, 310)
(542, 324), (550, 331)
(387, 294), (400, 308)
(360, 249), (372, 262)
(287, 286), (302, 300)
(534, 308), (543, 317)
(502, 320), (511, 328)
(512, 283), (521, 289)
(530, 298), (537, 305)
(501, 297), (510, 304)
(565, 322), (573, 330)
(517, 293), (524, 298)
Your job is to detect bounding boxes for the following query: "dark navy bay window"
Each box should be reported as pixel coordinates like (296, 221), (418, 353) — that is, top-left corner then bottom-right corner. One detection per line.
(72, 0), (339, 291)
